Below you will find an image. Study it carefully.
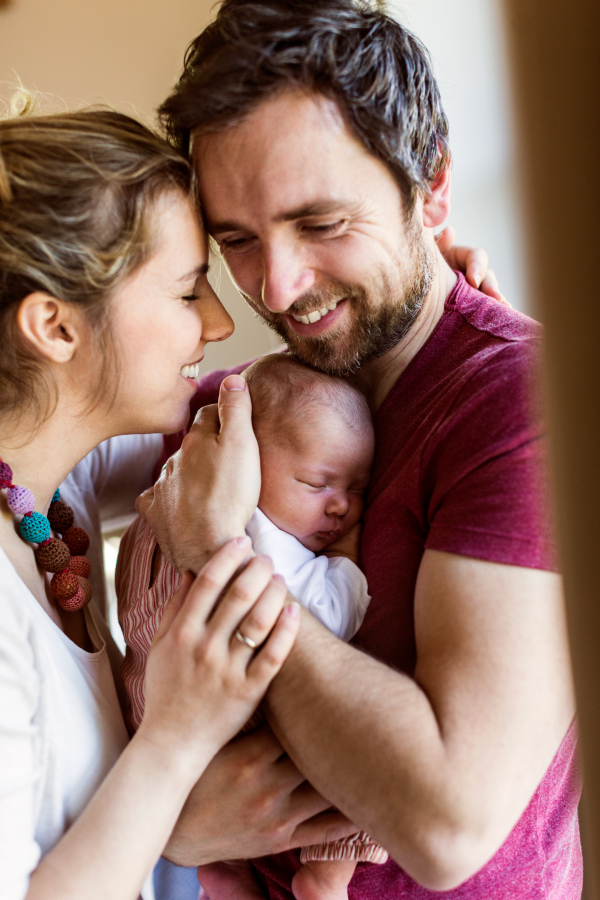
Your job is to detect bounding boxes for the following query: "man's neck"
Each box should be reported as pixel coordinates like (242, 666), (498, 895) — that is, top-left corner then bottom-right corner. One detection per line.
(352, 253), (457, 413)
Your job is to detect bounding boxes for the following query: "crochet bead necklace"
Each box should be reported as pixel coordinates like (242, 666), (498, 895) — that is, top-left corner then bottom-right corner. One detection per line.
(0, 458), (92, 612)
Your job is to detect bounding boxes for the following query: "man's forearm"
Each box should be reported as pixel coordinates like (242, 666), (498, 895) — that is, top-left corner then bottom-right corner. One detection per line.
(262, 598), (571, 892)
(263, 612), (458, 888)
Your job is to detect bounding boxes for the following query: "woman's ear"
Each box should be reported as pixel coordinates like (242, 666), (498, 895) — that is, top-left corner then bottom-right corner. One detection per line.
(422, 163), (451, 229)
(16, 293), (82, 363)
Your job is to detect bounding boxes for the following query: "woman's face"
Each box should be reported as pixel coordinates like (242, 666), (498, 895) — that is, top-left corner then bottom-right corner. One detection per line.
(108, 191), (233, 435)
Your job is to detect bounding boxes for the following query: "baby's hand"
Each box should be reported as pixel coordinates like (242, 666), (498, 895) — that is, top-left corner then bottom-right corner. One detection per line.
(321, 521), (362, 565)
(138, 538), (300, 776)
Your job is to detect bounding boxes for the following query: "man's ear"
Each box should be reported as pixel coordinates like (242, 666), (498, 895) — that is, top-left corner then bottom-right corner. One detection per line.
(422, 164), (451, 229)
(16, 292), (82, 363)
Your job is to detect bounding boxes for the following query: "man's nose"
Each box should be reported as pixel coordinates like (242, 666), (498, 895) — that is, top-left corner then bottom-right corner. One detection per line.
(261, 242), (316, 313)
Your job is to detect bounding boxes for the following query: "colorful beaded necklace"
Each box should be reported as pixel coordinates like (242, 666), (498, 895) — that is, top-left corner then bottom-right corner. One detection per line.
(0, 458), (93, 612)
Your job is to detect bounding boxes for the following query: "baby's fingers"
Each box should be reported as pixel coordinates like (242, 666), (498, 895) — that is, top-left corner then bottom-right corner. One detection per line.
(248, 600), (301, 685)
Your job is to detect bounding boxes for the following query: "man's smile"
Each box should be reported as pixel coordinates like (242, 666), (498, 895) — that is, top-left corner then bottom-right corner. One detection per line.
(285, 299), (347, 336)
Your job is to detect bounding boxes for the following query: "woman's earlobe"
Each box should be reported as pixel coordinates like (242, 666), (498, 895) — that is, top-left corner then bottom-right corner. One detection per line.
(17, 292), (80, 363)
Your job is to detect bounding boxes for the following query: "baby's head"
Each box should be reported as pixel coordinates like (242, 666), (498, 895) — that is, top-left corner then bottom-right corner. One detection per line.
(243, 355), (374, 552)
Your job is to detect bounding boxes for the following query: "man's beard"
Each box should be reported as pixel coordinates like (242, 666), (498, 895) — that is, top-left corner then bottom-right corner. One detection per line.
(244, 237), (434, 377)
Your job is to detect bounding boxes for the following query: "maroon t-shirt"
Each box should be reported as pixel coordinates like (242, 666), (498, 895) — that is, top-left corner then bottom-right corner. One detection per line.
(160, 274), (581, 899)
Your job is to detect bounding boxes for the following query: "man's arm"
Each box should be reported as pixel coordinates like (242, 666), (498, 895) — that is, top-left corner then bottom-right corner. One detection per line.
(264, 549), (575, 890)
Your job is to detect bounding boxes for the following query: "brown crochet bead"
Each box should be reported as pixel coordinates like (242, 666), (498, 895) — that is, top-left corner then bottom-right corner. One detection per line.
(50, 569), (79, 600)
(57, 585), (87, 612)
(62, 526), (90, 556)
(47, 500), (74, 534)
(35, 539), (70, 573)
(77, 575), (93, 605)
(69, 556), (91, 578)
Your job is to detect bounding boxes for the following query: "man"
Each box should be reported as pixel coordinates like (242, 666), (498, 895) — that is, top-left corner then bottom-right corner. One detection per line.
(142, 1), (581, 897)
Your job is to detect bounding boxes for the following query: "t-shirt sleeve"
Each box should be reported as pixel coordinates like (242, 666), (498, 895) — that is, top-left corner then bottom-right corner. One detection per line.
(0, 600), (41, 900)
(424, 340), (558, 571)
(73, 433), (163, 525)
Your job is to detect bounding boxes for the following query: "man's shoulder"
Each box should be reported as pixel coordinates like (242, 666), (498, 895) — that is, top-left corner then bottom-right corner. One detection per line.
(447, 273), (542, 347)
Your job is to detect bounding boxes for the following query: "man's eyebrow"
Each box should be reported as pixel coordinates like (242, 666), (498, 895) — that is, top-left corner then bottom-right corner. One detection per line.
(177, 263), (209, 281)
(207, 200), (354, 235)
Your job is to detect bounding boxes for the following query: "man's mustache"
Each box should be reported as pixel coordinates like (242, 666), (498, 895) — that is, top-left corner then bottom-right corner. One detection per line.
(243, 283), (365, 319)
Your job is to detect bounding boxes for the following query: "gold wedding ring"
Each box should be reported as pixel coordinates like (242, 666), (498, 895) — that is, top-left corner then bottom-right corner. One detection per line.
(235, 629), (257, 650)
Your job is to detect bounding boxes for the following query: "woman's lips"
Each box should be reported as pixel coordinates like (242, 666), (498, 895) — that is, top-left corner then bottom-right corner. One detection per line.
(286, 299), (346, 336)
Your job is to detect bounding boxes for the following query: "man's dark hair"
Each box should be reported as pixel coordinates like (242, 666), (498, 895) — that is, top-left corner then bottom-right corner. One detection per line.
(159, 0), (450, 210)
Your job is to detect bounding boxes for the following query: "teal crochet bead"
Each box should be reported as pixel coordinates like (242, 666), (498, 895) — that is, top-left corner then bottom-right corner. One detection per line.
(20, 512), (51, 544)
(51, 489), (61, 503)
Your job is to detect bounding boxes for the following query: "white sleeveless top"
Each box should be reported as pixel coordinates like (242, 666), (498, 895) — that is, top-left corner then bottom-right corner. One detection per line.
(0, 433), (161, 900)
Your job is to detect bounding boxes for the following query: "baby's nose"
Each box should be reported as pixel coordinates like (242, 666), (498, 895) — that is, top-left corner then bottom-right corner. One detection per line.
(325, 492), (350, 517)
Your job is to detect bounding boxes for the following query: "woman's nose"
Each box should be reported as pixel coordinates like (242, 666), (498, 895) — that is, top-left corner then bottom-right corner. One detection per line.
(201, 286), (234, 343)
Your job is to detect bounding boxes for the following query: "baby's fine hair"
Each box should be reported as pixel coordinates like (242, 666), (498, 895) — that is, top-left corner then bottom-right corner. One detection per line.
(243, 353), (372, 442)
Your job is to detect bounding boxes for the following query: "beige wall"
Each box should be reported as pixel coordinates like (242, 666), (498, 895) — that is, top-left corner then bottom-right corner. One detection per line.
(0, 0), (281, 374)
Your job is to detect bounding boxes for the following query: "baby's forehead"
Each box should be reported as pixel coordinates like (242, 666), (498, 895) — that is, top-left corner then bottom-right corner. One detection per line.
(260, 400), (372, 464)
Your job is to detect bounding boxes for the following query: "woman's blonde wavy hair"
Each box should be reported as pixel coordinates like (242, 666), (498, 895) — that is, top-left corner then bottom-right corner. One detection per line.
(0, 94), (192, 425)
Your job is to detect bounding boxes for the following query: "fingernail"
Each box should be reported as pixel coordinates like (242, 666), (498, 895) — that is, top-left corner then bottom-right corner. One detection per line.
(234, 535), (251, 547)
(222, 375), (246, 392)
(273, 573), (286, 584)
(286, 601), (301, 618)
(258, 554), (273, 565)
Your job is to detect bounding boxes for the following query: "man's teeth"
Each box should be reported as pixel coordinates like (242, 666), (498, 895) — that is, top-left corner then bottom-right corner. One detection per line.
(180, 362), (201, 380)
(292, 301), (339, 325)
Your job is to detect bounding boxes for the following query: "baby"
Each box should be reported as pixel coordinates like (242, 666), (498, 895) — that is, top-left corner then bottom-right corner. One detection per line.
(116, 354), (386, 900)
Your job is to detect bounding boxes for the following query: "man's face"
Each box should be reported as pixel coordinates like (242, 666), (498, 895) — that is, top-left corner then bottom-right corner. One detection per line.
(195, 91), (433, 376)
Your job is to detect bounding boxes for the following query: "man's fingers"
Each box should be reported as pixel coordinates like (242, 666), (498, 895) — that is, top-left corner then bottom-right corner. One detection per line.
(135, 486), (155, 522)
(290, 808), (358, 848)
(217, 375), (254, 437)
(287, 780), (341, 823)
(233, 722), (291, 765)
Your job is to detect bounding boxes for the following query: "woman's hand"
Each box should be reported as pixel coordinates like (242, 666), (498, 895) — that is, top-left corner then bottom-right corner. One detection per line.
(138, 537), (300, 772)
(435, 227), (510, 305)
(137, 374), (260, 574)
(28, 541), (299, 900)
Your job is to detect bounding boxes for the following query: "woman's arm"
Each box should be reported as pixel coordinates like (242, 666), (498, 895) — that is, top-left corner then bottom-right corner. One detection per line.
(26, 541), (299, 900)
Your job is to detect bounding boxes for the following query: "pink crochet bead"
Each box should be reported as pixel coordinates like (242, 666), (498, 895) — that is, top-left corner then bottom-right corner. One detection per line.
(6, 485), (35, 515)
(0, 461), (13, 489)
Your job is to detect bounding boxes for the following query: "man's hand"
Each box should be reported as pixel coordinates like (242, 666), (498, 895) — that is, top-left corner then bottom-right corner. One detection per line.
(136, 375), (260, 573)
(435, 227), (510, 305)
(163, 725), (356, 866)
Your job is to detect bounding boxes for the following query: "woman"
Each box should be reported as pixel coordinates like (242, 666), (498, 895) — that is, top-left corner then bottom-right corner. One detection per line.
(0, 105), (300, 900)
